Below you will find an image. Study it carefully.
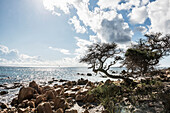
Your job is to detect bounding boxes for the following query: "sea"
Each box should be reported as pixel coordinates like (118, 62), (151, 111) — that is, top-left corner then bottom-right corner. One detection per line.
(0, 66), (125, 104)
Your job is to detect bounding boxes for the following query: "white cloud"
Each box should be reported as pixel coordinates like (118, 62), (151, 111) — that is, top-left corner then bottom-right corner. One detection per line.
(135, 26), (147, 34)
(0, 45), (20, 61)
(49, 46), (71, 55)
(89, 35), (101, 43)
(97, 14), (133, 43)
(117, 0), (141, 10)
(97, 0), (121, 9)
(74, 37), (92, 56)
(129, 6), (148, 24)
(43, 0), (132, 44)
(141, 0), (150, 6)
(43, 0), (71, 15)
(42, 0), (170, 67)
(0, 45), (83, 67)
(148, 0), (170, 34)
(0, 45), (42, 66)
(68, 16), (86, 33)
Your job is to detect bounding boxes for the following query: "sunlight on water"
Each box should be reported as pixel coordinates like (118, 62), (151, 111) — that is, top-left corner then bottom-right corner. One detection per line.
(0, 66), (125, 104)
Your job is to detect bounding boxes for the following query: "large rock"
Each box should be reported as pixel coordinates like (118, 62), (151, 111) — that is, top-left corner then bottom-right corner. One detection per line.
(56, 108), (64, 113)
(55, 88), (63, 95)
(29, 81), (42, 94)
(54, 97), (68, 110)
(42, 86), (54, 94)
(37, 102), (52, 113)
(77, 78), (88, 85)
(11, 97), (18, 106)
(71, 86), (81, 91)
(65, 109), (78, 113)
(36, 95), (44, 106)
(18, 87), (36, 103)
(75, 94), (85, 102)
(29, 81), (38, 90)
(45, 90), (55, 100)
(27, 101), (35, 108)
(18, 99), (29, 108)
(64, 90), (76, 98)
(86, 94), (95, 103)
(76, 88), (88, 95)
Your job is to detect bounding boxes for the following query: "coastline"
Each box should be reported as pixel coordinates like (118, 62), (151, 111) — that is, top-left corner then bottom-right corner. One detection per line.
(0, 68), (169, 113)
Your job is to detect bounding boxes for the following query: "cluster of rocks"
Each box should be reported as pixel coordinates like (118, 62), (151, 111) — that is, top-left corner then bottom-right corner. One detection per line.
(0, 78), (105, 113)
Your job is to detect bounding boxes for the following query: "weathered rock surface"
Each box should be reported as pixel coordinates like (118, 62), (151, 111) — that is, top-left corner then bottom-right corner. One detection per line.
(45, 90), (55, 100)
(11, 97), (18, 106)
(37, 102), (52, 113)
(54, 97), (68, 110)
(35, 95), (44, 106)
(77, 78), (88, 85)
(18, 87), (36, 103)
(75, 94), (85, 102)
(56, 108), (64, 113)
(29, 81), (42, 94)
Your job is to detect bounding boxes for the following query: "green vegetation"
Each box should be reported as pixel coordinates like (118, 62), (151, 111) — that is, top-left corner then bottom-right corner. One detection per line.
(80, 32), (170, 112)
(123, 33), (170, 76)
(90, 78), (167, 113)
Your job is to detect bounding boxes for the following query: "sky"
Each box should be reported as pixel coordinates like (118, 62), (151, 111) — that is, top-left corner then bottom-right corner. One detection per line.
(0, 0), (169, 67)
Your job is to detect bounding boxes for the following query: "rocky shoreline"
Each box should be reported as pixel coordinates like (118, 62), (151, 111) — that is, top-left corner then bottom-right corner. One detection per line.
(0, 78), (106, 113)
(0, 69), (170, 113)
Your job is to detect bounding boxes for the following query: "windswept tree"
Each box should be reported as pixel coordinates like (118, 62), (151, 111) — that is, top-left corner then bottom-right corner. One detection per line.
(80, 42), (125, 79)
(123, 33), (170, 76)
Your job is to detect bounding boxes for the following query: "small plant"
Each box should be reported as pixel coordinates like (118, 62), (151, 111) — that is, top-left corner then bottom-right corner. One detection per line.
(90, 83), (124, 113)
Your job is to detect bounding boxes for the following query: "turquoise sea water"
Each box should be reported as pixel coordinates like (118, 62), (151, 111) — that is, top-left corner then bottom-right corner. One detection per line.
(0, 66), (124, 104)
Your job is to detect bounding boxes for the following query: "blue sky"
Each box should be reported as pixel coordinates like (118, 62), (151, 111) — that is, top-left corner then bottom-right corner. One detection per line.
(0, 0), (169, 67)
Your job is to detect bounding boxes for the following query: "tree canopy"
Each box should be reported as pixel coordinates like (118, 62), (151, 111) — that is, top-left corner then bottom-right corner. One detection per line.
(123, 33), (170, 76)
(80, 43), (124, 79)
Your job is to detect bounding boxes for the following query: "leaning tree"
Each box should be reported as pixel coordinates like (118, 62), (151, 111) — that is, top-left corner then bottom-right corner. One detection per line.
(80, 42), (126, 79)
(123, 33), (170, 76)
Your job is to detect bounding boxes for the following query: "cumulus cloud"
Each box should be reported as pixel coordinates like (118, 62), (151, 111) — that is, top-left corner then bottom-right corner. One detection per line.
(74, 37), (92, 56)
(97, 0), (120, 9)
(117, 0), (141, 10)
(49, 46), (71, 55)
(43, 0), (71, 15)
(0, 45), (82, 67)
(148, 0), (170, 34)
(43, 0), (133, 43)
(141, 0), (150, 6)
(0, 45), (41, 66)
(68, 16), (86, 34)
(135, 26), (147, 34)
(97, 14), (133, 43)
(42, 0), (170, 67)
(129, 6), (148, 24)
(0, 45), (19, 60)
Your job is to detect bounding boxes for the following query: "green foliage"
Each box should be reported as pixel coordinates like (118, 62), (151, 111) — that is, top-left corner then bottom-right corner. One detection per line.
(89, 83), (123, 113)
(123, 33), (170, 76)
(125, 49), (159, 61)
(89, 78), (167, 112)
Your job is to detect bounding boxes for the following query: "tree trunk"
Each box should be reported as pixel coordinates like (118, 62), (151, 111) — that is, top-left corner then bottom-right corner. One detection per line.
(94, 68), (134, 85)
